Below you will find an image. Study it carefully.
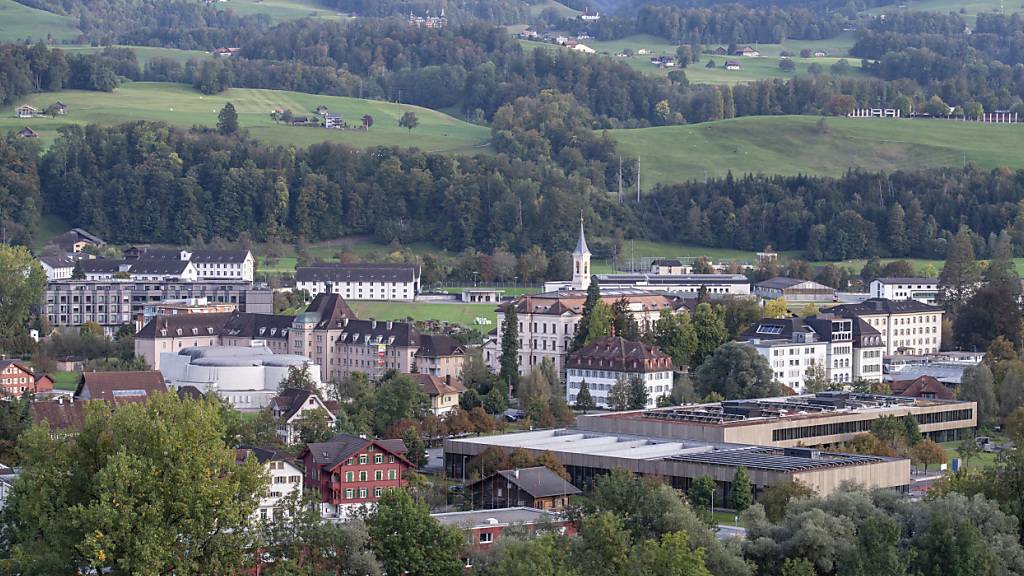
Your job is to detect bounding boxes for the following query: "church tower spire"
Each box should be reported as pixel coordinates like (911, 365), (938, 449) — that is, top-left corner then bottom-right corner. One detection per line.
(572, 212), (591, 290)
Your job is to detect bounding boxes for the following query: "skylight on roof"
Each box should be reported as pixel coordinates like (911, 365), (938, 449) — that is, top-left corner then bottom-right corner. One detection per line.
(756, 325), (784, 335)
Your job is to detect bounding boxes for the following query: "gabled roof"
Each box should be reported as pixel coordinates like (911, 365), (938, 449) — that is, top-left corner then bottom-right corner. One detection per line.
(0, 359), (32, 374)
(190, 250), (251, 264)
(79, 259), (123, 273)
(39, 256), (75, 269)
(272, 388), (334, 422)
(29, 399), (85, 432)
(303, 293), (356, 330)
(889, 375), (955, 400)
(416, 334), (465, 358)
(410, 373), (466, 397)
(221, 312), (293, 339)
(303, 434), (410, 470)
(469, 467), (581, 499)
(75, 371), (167, 404)
(236, 445), (296, 466)
(295, 263), (420, 284)
(652, 259), (683, 267)
(128, 259), (194, 275)
(176, 385), (205, 401)
(755, 276), (805, 290)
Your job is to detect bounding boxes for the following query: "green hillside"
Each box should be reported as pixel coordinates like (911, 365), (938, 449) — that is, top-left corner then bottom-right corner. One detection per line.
(0, 0), (80, 42)
(59, 45), (211, 64)
(609, 115), (1024, 187)
(215, 0), (347, 23)
(2, 82), (491, 152)
(864, 0), (1022, 24)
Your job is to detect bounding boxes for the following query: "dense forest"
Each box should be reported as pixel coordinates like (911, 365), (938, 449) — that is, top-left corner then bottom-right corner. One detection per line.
(0, 43), (123, 105)
(326, 0), (536, 25)
(5, 121), (1023, 263)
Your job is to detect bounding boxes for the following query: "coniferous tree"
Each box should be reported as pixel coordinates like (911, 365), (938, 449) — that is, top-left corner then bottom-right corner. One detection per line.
(71, 260), (85, 280)
(499, 304), (519, 393)
(574, 278), (602, 350)
(939, 225), (980, 316)
(626, 374), (649, 410)
(217, 102), (239, 134)
(575, 380), (596, 413)
(887, 203), (909, 257)
(731, 466), (753, 511)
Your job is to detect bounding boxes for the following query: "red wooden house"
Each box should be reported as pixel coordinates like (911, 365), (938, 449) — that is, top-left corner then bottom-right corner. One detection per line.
(300, 433), (412, 519)
(0, 360), (51, 397)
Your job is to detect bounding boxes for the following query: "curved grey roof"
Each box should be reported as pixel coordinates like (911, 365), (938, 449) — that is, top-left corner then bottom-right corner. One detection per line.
(178, 345), (274, 360)
(190, 353), (310, 368)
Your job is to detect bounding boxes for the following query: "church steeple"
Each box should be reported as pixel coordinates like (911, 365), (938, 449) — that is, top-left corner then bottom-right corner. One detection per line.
(572, 213), (591, 290)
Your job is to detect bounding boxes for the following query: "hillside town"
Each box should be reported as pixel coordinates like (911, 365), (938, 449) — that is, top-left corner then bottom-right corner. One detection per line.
(2, 0), (1024, 570)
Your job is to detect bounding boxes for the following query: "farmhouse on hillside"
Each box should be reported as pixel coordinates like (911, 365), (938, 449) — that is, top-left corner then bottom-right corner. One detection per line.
(725, 60), (742, 70)
(15, 105), (39, 118)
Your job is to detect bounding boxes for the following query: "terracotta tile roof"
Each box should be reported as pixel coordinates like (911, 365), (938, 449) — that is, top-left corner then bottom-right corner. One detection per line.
(566, 336), (672, 373)
(889, 375), (955, 400)
(410, 373), (465, 397)
(74, 371), (167, 404)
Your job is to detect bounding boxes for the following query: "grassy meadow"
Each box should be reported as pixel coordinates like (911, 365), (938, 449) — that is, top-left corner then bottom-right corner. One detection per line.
(58, 44), (212, 64)
(608, 115), (1024, 188)
(2, 82), (492, 151)
(349, 301), (498, 328)
(864, 0), (1023, 24)
(0, 0), (80, 42)
(215, 0), (347, 22)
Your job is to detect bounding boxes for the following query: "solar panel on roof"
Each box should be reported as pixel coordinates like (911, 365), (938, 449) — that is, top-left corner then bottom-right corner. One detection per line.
(756, 325), (784, 335)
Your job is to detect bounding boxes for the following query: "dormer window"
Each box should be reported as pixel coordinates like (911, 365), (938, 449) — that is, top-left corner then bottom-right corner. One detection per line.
(270, 328), (276, 336)
(160, 329), (167, 336)
(259, 327), (266, 335)
(176, 328), (182, 336)
(192, 328), (198, 335)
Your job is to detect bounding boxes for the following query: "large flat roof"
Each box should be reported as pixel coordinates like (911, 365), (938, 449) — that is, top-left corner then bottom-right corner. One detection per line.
(447, 429), (899, 473)
(608, 392), (970, 428)
(432, 507), (562, 528)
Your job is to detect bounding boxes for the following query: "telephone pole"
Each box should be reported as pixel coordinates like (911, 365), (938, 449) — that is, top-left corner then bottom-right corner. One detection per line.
(618, 156), (623, 203)
(636, 156), (641, 203)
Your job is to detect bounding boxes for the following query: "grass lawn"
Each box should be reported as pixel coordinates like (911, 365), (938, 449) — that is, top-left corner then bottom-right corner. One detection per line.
(218, 0), (348, 22)
(349, 301), (497, 328)
(0, 0), (80, 42)
(2, 82), (492, 152)
(864, 0), (1023, 25)
(940, 441), (1001, 470)
(609, 115), (1024, 188)
(528, 0), (580, 18)
(58, 44), (212, 64)
(437, 286), (542, 297)
(51, 371), (80, 391)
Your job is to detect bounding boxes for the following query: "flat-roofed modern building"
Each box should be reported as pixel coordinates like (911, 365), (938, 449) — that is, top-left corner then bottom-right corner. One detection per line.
(578, 392), (975, 447)
(445, 429), (910, 500)
(869, 278), (938, 305)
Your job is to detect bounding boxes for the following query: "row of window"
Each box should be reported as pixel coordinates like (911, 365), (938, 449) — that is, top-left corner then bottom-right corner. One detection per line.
(772, 409), (973, 441)
(342, 487), (383, 499)
(339, 469), (399, 482)
(567, 369), (671, 380)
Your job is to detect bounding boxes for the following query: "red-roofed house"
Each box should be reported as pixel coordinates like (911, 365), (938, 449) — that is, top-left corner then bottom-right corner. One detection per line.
(889, 375), (955, 400)
(565, 336), (674, 409)
(0, 360), (48, 397)
(300, 433), (412, 519)
(410, 373), (465, 415)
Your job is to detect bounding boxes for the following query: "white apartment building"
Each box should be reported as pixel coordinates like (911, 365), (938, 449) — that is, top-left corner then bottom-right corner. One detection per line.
(123, 248), (255, 282)
(79, 258), (199, 281)
(826, 298), (944, 356)
(236, 447), (303, 522)
(295, 263), (420, 301)
(565, 336), (674, 409)
(869, 278), (939, 305)
(743, 315), (885, 392)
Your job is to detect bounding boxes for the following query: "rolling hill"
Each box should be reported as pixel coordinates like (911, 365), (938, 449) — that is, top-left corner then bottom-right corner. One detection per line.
(0, 0), (80, 42)
(2, 82), (492, 152)
(608, 115), (1024, 187)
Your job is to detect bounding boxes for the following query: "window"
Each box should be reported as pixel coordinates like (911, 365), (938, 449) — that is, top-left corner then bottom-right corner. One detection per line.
(375, 470), (383, 481)
(388, 469), (397, 480)
(359, 488), (368, 498)
(345, 489), (354, 499)
(359, 471), (367, 481)
(374, 454), (383, 464)
(479, 532), (494, 543)
(374, 487), (383, 497)
(359, 455), (367, 465)
(346, 471), (354, 482)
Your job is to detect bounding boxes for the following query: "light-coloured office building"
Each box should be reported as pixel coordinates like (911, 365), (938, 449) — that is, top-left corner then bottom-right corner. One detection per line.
(565, 336), (674, 409)
(869, 278), (939, 305)
(295, 263), (420, 301)
(825, 298), (944, 355)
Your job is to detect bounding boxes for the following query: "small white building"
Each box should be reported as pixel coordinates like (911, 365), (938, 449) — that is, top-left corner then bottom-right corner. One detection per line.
(650, 259), (692, 275)
(271, 388), (339, 445)
(39, 256), (75, 281)
(236, 447), (303, 522)
(325, 114), (344, 129)
(571, 43), (596, 54)
(160, 346), (324, 410)
(869, 277), (938, 305)
(565, 336), (674, 409)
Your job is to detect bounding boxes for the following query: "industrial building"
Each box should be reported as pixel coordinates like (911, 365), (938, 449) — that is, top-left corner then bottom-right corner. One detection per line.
(444, 392), (976, 499)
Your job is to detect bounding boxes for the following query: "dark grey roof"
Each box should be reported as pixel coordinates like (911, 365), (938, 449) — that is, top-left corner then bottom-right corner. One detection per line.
(236, 446), (294, 466)
(472, 467), (581, 498)
(136, 313), (235, 339)
(666, 446), (894, 472)
(129, 259), (193, 275)
(825, 298), (943, 315)
(272, 388), (320, 421)
(873, 277), (937, 285)
(221, 312), (293, 339)
(176, 385), (205, 400)
(336, 319), (419, 347)
(416, 334), (465, 358)
(651, 259), (684, 267)
(304, 434), (409, 469)
(39, 256), (74, 268)
(304, 293), (356, 330)
(190, 250), (251, 263)
(295, 263), (419, 283)
(79, 259), (123, 273)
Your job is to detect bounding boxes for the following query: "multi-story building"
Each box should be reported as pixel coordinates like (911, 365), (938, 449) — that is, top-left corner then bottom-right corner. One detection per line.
(295, 263), (421, 301)
(869, 278), (939, 305)
(80, 258), (199, 282)
(123, 248), (255, 282)
(565, 336), (674, 409)
(742, 314), (884, 392)
(0, 360), (51, 397)
(236, 447), (303, 522)
(486, 288), (688, 377)
(291, 293), (465, 382)
(301, 434), (412, 519)
(411, 374), (465, 415)
(271, 388), (339, 444)
(825, 298), (944, 355)
(45, 280), (272, 336)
